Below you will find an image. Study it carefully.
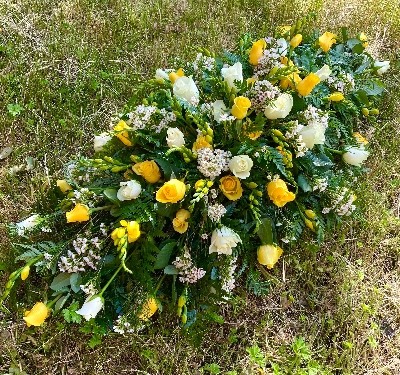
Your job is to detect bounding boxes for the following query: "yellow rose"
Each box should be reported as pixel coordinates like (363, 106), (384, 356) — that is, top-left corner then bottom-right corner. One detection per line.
(132, 160), (161, 184)
(290, 34), (302, 48)
(192, 135), (212, 152)
(267, 179), (296, 207)
(126, 221), (141, 243)
(169, 68), (185, 83)
(56, 180), (72, 193)
(66, 203), (90, 223)
(328, 92), (344, 102)
(138, 297), (158, 321)
(21, 265), (30, 281)
(114, 120), (132, 147)
(249, 39), (266, 65)
(173, 209), (190, 234)
(296, 73), (321, 97)
(231, 96), (251, 120)
(318, 32), (337, 53)
(156, 179), (186, 203)
(219, 175), (243, 201)
(23, 302), (50, 327)
(257, 244), (283, 269)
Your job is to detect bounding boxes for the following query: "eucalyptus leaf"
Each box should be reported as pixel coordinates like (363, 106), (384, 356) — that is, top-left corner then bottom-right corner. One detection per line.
(164, 265), (179, 275)
(50, 273), (71, 291)
(154, 241), (176, 269)
(103, 188), (120, 205)
(70, 273), (82, 293)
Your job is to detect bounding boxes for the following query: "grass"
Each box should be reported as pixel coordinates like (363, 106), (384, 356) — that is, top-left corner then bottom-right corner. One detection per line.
(0, 0), (399, 373)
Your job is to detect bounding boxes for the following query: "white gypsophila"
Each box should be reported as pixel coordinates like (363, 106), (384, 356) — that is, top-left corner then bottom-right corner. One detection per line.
(228, 155), (253, 179)
(172, 250), (206, 284)
(342, 147), (369, 166)
(173, 76), (199, 105)
(315, 64), (332, 81)
(245, 80), (280, 112)
(155, 68), (169, 81)
(197, 148), (231, 180)
(374, 60), (390, 75)
(264, 93), (293, 119)
(166, 127), (185, 148)
(221, 62), (243, 90)
(212, 100), (228, 122)
(127, 104), (158, 130)
(113, 315), (135, 335)
(155, 109), (176, 133)
(192, 53), (216, 72)
(207, 203), (227, 223)
(94, 132), (112, 152)
(117, 180), (142, 201)
(221, 257), (238, 293)
(209, 226), (242, 255)
(76, 296), (104, 321)
(80, 282), (98, 297)
(322, 187), (356, 216)
(313, 178), (328, 192)
(16, 214), (41, 236)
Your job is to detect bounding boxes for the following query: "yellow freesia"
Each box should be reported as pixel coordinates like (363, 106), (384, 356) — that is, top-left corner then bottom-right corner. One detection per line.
(138, 297), (158, 321)
(169, 68), (185, 83)
(249, 39), (266, 65)
(56, 180), (72, 193)
(114, 120), (132, 147)
(318, 32), (337, 52)
(267, 179), (295, 207)
(21, 265), (30, 281)
(23, 302), (50, 327)
(290, 34), (302, 48)
(328, 92), (345, 102)
(66, 203), (90, 223)
(296, 73), (321, 97)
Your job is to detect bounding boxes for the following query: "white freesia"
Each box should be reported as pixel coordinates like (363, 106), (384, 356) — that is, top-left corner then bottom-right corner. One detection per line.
(76, 296), (104, 321)
(212, 100), (227, 122)
(173, 76), (199, 105)
(94, 132), (112, 152)
(276, 38), (288, 56)
(342, 147), (369, 166)
(209, 226), (242, 255)
(228, 155), (253, 179)
(374, 60), (390, 75)
(315, 64), (332, 81)
(264, 93), (293, 120)
(155, 68), (169, 81)
(166, 127), (185, 148)
(298, 121), (326, 149)
(117, 180), (142, 201)
(221, 62), (243, 90)
(16, 214), (41, 236)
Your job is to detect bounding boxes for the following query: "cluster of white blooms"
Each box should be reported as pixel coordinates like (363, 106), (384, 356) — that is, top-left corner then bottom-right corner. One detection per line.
(246, 80), (280, 112)
(327, 72), (355, 93)
(254, 37), (288, 77)
(113, 315), (135, 334)
(126, 105), (158, 130)
(322, 187), (356, 216)
(80, 281), (98, 297)
(99, 223), (108, 236)
(313, 178), (329, 192)
(192, 53), (216, 72)
(197, 148), (231, 180)
(72, 188), (99, 207)
(284, 121), (309, 158)
(207, 203), (227, 222)
(58, 237), (102, 273)
(154, 108), (176, 133)
(172, 250), (206, 284)
(220, 257), (238, 293)
(303, 105), (329, 126)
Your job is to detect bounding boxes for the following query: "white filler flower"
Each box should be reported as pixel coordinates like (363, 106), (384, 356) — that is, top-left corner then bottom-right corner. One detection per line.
(166, 127), (185, 148)
(221, 62), (243, 90)
(94, 133), (112, 152)
(264, 93), (293, 120)
(209, 226), (242, 255)
(117, 180), (142, 201)
(342, 147), (369, 166)
(228, 155), (253, 179)
(76, 295), (104, 321)
(173, 76), (199, 105)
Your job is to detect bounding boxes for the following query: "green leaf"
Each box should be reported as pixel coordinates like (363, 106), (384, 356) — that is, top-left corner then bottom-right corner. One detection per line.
(246, 344), (266, 367)
(297, 174), (312, 192)
(154, 241), (176, 269)
(50, 273), (71, 291)
(164, 265), (178, 275)
(54, 293), (70, 312)
(103, 188), (119, 205)
(257, 218), (273, 245)
(70, 273), (82, 293)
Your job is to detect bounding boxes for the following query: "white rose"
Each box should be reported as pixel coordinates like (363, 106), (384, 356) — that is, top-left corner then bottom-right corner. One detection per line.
(209, 226), (242, 255)
(76, 296), (104, 321)
(221, 62), (243, 90)
(228, 155), (253, 179)
(212, 100), (227, 122)
(155, 68), (169, 81)
(264, 93), (293, 120)
(173, 76), (199, 105)
(298, 121), (326, 149)
(374, 60), (390, 75)
(315, 64), (332, 81)
(117, 180), (142, 201)
(342, 147), (369, 166)
(94, 132), (112, 152)
(166, 127), (185, 148)
(16, 214), (41, 236)
(276, 38), (288, 56)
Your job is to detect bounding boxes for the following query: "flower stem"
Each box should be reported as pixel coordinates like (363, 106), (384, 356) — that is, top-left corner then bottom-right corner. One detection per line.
(47, 294), (63, 309)
(325, 147), (345, 155)
(91, 205), (113, 213)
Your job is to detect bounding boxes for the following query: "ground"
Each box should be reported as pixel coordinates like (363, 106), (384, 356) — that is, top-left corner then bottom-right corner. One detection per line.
(0, 0), (399, 374)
